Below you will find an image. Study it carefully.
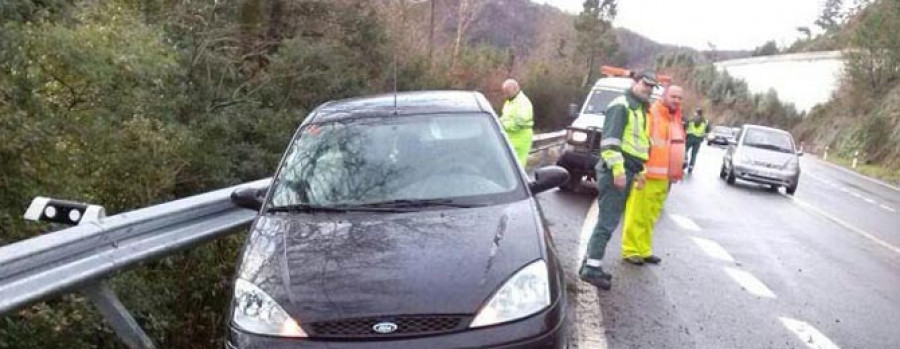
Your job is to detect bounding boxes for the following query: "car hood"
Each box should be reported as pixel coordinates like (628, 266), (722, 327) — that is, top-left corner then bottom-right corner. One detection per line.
(738, 146), (797, 168)
(235, 200), (544, 323)
(572, 113), (605, 130)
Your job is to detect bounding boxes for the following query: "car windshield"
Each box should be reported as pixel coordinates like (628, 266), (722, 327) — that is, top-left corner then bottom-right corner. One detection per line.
(742, 128), (795, 153)
(268, 114), (524, 208)
(582, 89), (623, 115)
(713, 126), (733, 135)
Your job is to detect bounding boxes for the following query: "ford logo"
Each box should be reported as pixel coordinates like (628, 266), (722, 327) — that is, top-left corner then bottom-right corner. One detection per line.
(372, 322), (398, 334)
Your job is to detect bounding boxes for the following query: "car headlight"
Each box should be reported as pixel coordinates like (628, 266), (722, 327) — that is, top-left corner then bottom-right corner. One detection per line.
(232, 278), (307, 337)
(786, 159), (800, 170)
(569, 131), (588, 143)
(470, 260), (551, 328)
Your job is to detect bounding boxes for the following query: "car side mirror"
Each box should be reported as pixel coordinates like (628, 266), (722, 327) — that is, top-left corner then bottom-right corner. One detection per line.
(569, 103), (579, 119)
(231, 186), (267, 211)
(530, 166), (569, 194)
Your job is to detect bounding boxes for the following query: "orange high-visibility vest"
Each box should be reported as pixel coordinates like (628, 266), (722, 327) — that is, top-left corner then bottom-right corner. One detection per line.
(646, 101), (686, 180)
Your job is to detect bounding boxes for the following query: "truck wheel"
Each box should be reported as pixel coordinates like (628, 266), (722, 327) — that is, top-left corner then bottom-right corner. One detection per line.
(786, 184), (797, 196)
(560, 171), (582, 192)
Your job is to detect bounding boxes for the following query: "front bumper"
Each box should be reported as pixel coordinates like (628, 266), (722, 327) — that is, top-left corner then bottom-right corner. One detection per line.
(557, 148), (598, 175)
(709, 137), (732, 145)
(733, 164), (799, 187)
(226, 298), (568, 349)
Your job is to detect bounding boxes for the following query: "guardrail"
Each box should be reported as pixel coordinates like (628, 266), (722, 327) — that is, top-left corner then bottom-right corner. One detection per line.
(530, 130), (567, 168)
(0, 131), (566, 349)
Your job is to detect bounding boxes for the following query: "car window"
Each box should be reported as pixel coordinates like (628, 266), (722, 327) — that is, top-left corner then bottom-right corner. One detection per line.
(582, 89), (623, 115)
(713, 126), (733, 135)
(741, 128), (795, 153)
(269, 114), (525, 207)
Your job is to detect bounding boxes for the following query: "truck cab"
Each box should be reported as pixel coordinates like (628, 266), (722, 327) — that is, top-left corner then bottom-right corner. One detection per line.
(556, 77), (664, 191)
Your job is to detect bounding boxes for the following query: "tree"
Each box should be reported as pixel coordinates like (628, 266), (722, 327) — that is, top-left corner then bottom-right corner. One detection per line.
(846, 0), (900, 92)
(816, 0), (844, 33)
(796, 26), (812, 40)
(752, 41), (780, 57)
(574, 0), (618, 86)
(450, 0), (487, 71)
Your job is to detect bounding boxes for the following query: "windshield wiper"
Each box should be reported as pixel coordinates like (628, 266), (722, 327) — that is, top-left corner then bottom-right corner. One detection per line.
(267, 204), (410, 213)
(356, 198), (486, 209)
(266, 204), (349, 213)
(746, 143), (793, 153)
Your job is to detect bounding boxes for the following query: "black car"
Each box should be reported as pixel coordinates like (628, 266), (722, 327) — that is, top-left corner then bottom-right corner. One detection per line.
(226, 91), (570, 349)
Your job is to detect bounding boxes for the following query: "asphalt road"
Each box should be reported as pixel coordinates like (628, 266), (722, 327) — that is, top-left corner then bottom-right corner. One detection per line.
(537, 143), (900, 349)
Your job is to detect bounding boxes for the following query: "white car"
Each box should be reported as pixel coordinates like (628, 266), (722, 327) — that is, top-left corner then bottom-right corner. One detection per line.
(721, 124), (802, 195)
(556, 77), (663, 191)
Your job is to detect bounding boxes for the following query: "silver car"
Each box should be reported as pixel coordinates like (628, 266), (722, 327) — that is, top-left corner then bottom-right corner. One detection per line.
(721, 125), (802, 195)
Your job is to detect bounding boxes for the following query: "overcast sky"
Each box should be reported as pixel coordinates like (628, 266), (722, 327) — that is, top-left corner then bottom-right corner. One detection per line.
(538, 0), (825, 51)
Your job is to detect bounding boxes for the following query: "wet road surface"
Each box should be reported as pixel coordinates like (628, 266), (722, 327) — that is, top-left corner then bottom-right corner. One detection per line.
(536, 144), (900, 349)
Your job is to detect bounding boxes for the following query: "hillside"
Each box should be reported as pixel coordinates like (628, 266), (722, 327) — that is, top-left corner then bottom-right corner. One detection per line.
(614, 28), (751, 69)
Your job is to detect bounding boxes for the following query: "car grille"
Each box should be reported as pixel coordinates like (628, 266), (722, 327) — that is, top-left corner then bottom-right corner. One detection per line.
(752, 161), (780, 169)
(307, 315), (468, 338)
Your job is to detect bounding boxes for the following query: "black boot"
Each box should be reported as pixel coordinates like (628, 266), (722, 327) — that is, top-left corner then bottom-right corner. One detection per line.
(643, 255), (662, 264)
(579, 264), (613, 290)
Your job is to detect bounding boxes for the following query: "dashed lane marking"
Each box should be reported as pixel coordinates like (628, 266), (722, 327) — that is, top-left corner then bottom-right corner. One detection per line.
(787, 195), (900, 256)
(690, 237), (736, 263)
(724, 267), (777, 299)
(669, 214), (702, 232)
(780, 317), (841, 349)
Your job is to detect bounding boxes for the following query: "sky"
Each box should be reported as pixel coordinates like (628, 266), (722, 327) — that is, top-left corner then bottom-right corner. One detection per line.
(539, 0), (825, 51)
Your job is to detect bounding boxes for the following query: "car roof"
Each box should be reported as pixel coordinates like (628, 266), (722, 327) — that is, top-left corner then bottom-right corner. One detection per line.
(592, 77), (665, 97)
(308, 90), (491, 124)
(741, 124), (793, 135)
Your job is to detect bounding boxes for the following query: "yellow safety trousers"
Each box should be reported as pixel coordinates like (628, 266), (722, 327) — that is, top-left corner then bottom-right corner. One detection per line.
(622, 178), (670, 258)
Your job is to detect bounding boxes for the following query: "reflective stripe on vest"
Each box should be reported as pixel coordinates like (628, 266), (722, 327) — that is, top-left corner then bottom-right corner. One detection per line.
(687, 120), (708, 137)
(609, 96), (650, 161)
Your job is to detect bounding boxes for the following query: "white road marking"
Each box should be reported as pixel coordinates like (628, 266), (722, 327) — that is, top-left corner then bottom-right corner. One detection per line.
(880, 204), (897, 213)
(811, 155), (900, 192)
(668, 214), (701, 232)
(690, 237), (736, 263)
(863, 197), (876, 204)
(780, 317), (841, 349)
(788, 196), (900, 256)
(574, 200), (608, 349)
(577, 201), (600, 263)
(724, 267), (777, 298)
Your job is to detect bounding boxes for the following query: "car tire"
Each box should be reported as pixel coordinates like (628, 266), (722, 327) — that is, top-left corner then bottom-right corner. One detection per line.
(559, 171), (582, 192)
(726, 167), (736, 185)
(767, 185), (780, 192)
(786, 184), (797, 196)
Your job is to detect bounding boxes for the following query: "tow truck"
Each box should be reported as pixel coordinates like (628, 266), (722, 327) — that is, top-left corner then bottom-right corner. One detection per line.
(556, 66), (669, 191)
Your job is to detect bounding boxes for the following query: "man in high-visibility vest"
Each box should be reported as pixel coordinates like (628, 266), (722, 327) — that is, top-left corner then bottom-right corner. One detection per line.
(621, 86), (686, 265)
(684, 108), (710, 173)
(579, 70), (658, 291)
(500, 79), (534, 166)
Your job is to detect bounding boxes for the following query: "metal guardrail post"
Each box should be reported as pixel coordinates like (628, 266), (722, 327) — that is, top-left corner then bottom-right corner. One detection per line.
(82, 281), (156, 349)
(852, 150), (859, 169)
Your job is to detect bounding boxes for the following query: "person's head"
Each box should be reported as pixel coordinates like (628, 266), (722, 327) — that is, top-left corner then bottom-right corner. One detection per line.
(502, 79), (520, 99)
(694, 108), (704, 120)
(631, 70), (659, 102)
(663, 85), (684, 112)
